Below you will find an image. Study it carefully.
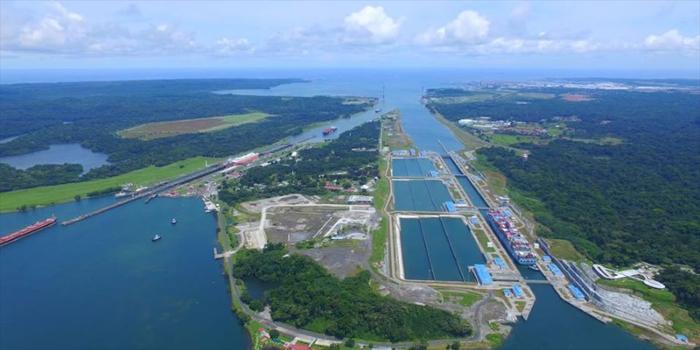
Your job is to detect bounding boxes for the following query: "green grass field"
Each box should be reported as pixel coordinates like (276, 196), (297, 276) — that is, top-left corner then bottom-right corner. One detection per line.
(118, 112), (268, 140)
(0, 156), (219, 212)
(546, 238), (586, 261)
(440, 290), (483, 307)
(370, 157), (390, 265)
(488, 133), (541, 146)
(473, 229), (496, 253)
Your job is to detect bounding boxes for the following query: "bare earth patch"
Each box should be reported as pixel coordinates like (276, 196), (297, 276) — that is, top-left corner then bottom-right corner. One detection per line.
(118, 112), (268, 140)
(561, 94), (594, 102)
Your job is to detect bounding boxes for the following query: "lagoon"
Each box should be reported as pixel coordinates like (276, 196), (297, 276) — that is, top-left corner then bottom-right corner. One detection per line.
(0, 143), (109, 172)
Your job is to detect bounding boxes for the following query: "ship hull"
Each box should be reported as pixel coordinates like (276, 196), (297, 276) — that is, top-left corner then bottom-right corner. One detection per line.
(485, 213), (536, 265)
(0, 219), (57, 247)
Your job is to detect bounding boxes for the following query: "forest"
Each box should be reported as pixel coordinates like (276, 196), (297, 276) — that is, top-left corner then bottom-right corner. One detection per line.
(429, 86), (700, 320)
(0, 79), (373, 191)
(218, 121), (379, 205)
(233, 244), (471, 341)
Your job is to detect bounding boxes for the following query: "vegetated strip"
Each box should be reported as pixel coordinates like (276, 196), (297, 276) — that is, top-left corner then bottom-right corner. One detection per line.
(0, 156), (218, 212)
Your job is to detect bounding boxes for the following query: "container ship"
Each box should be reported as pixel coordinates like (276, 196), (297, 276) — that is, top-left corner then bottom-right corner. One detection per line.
(0, 216), (56, 246)
(322, 126), (338, 136)
(486, 208), (537, 265)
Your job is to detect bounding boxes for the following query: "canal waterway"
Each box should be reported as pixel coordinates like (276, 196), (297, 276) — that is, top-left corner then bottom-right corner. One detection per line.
(400, 217), (483, 282)
(0, 143), (109, 173)
(0, 69), (658, 350)
(392, 179), (453, 212)
(0, 197), (248, 350)
(391, 157), (437, 177)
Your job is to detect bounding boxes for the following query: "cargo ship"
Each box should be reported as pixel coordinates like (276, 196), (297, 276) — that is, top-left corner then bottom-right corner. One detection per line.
(322, 126), (338, 136)
(486, 208), (537, 265)
(0, 216), (57, 246)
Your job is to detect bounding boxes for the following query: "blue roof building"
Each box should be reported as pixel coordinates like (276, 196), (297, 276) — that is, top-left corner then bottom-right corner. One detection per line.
(548, 263), (563, 277)
(473, 264), (493, 285)
(512, 284), (524, 298)
(568, 284), (586, 300)
(493, 257), (506, 269)
(443, 201), (457, 212)
(675, 334), (688, 343)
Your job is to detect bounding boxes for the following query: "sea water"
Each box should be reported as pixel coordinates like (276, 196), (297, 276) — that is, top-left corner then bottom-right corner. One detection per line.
(0, 197), (248, 350)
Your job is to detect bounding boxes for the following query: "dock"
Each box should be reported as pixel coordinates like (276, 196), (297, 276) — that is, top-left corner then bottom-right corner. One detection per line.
(61, 163), (227, 226)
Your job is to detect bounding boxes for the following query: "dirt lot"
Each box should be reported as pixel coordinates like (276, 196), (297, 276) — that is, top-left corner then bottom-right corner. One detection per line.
(265, 206), (342, 243)
(241, 194), (312, 213)
(297, 240), (371, 278)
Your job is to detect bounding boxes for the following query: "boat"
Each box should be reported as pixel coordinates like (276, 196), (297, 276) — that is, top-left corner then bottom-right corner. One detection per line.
(152, 234), (161, 242)
(528, 264), (540, 271)
(0, 216), (57, 246)
(485, 208), (537, 265)
(322, 126), (338, 136)
(171, 218), (177, 225)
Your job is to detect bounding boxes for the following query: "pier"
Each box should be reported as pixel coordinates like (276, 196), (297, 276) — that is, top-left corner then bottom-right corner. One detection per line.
(61, 163), (227, 226)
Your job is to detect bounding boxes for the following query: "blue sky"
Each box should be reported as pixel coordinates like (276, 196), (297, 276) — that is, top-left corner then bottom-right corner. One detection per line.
(1, 1), (699, 74)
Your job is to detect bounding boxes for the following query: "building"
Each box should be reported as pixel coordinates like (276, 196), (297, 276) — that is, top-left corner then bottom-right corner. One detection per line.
(472, 264), (493, 285)
(347, 195), (373, 204)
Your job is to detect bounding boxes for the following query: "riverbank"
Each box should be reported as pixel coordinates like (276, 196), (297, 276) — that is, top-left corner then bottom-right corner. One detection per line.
(0, 156), (219, 212)
(435, 111), (695, 348)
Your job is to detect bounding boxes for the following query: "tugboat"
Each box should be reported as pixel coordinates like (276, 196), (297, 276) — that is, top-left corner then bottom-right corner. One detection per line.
(171, 218), (177, 225)
(152, 234), (161, 242)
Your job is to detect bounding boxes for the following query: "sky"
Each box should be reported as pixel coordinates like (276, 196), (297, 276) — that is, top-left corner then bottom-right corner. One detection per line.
(1, 1), (699, 75)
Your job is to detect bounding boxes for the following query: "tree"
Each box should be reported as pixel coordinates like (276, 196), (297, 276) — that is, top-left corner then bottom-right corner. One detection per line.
(269, 329), (280, 339)
(344, 338), (355, 348)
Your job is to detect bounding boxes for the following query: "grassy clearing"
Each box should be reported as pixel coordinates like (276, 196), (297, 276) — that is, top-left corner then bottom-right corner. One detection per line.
(599, 278), (700, 342)
(370, 157), (390, 265)
(515, 92), (556, 100)
(565, 136), (624, 146)
(545, 238), (585, 261)
(515, 301), (526, 313)
(381, 110), (414, 150)
(440, 290), (483, 307)
(118, 112), (268, 140)
(473, 229), (496, 253)
(488, 134), (541, 147)
(485, 333), (504, 347)
(431, 111), (487, 150)
(0, 156), (218, 212)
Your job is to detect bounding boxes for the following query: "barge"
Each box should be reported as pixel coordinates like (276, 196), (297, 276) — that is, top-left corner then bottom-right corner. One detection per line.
(322, 126), (338, 136)
(486, 208), (537, 265)
(1, 217), (57, 246)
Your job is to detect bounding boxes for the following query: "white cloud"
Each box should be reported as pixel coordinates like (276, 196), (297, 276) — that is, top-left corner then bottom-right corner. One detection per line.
(644, 29), (700, 52)
(417, 10), (490, 46)
(215, 37), (253, 55)
(15, 2), (88, 52)
(414, 9), (610, 56)
(343, 6), (401, 44)
(0, 2), (260, 57)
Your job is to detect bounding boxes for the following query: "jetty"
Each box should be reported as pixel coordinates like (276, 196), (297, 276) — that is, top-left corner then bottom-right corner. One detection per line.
(61, 163), (227, 226)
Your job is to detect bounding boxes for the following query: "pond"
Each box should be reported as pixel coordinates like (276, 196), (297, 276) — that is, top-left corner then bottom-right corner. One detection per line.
(0, 143), (109, 173)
